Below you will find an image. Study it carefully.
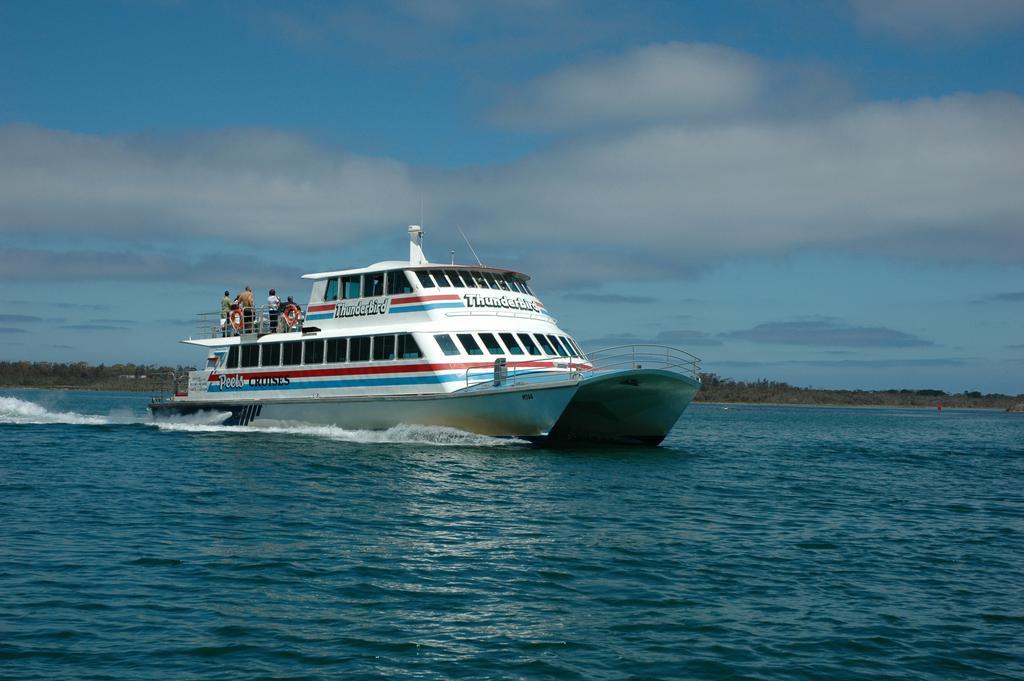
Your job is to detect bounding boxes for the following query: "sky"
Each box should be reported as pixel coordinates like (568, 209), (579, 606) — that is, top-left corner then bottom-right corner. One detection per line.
(1, 0), (1022, 394)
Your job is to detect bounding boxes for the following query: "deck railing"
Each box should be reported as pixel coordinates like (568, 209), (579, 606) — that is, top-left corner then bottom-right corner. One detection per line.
(195, 304), (309, 339)
(459, 344), (700, 391)
(582, 345), (701, 381)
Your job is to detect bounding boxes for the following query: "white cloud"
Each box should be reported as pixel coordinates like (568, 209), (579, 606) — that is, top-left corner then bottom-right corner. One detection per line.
(2, 61), (1022, 286)
(491, 43), (768, 131)
(851, 0), (1024, 38)
(0, 126), (419, 246)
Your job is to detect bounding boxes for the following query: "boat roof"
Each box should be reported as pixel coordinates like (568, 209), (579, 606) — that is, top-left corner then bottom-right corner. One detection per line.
(302, 261), (530, 281)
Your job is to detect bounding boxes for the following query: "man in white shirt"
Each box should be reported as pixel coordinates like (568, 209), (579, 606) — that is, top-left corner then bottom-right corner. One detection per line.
(268, 288), (281, 332)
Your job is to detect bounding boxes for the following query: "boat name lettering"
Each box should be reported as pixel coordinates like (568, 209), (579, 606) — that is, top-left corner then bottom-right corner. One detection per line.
(335, 298), (390, 318)
(218, 375), (244, 390)
(217, 375), (291, 390)
(463, 294), (538, 312)
(249, 376), (291, 388)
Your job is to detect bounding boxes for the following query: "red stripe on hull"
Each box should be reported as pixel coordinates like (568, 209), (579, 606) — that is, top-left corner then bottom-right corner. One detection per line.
(206, 359), (579, 382)
(390, 294), (462, 305)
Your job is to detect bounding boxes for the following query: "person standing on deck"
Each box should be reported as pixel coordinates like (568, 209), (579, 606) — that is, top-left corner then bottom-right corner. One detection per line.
(267, 288), (281, 333)
(220, 290), (231, 337)
(238, 286), (255, 333)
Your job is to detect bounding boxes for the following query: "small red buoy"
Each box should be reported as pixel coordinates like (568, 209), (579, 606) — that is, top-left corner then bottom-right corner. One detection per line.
(937, 403), (942, 412)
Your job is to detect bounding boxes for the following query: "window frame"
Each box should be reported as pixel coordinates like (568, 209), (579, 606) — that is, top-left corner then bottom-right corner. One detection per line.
(363, 272), (385, 298)
(282, 341), (303, 366)
(304, 339), (324, 365)
(372, 334), (396, 361)
(386, 270), (414, 295)
(478, 332), (504, 355)
(499, 332), (524, 355)
(457, 333), (484, 356)
(534, 334), (555, 355)
(434, 333), (460, 356)
(341, 275), (361, 300)
(416, 271), (435, 289)
(326, 337), (348, 363)
(261, 342), (281, 367)
(397, 334), (422, 360)
(349, 336), (371, 362)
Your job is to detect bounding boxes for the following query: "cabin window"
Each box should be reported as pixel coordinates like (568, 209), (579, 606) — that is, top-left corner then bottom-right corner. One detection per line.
(499, 332), (524, 355)
(483, 272), (501, 289)
(397, 334), (422, 359)
(326, 337), (347, 363)
(434, 334), (459, 356)
(535, 334), (555, 355)
(559, 336), (580, 358)
(465, 270), (485, 288)
(456, 270), (475, 288)
(304, 339), (324, 364)
(386, 271), (414, 295)
(479, 332), (503, 355)
(495, 275), (510, 291)
(261, 343), (281, 367)
(241, 344), (260, 368)
(517, 333), (541, 355)
(430, 270), (451, 287)
(416, 271), (435, 289)
(553, 336), (574, 357)
(372, 334), (396, 360)
(350, 336), (371, 362)
(567, 338), (585, 356)
(341, 275), (361, 299)
(508, 275), (527, 293)
(547, 334), (569, 357)
(457, 333), (483, 356)
(324, 278), (339, 302)
(447, 270), (466, 287)
(283, 341), (303, 366)
(364, 272), (385, 298)
(227, 345), (239, 369)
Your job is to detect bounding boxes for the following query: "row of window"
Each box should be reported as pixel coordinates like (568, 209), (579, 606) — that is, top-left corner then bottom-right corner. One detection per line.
(415, 269), (533, 295)
(323, 270), (416, 302)
(434, 332), (583, 359)
(320, 268), (534, 302)
(226, 333), (423, 369)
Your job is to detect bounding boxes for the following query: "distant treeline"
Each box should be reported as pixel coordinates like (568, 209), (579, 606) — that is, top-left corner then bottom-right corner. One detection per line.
(693, 373), (1023, 410)
(1, 362), (1021, 409)
(0, 361), (190, 392)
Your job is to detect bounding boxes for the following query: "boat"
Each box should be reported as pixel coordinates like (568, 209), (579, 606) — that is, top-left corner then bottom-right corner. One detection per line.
(149, 226), (702, 445)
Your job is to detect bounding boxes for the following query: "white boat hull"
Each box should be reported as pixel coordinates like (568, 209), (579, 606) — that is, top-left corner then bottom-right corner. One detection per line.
(150, 380), (579, 439)
(546, 369), (700, 446)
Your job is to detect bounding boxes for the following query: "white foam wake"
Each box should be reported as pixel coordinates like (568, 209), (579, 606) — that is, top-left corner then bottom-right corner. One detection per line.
(1, 395), (523, 447)
(0, 396), (111, 425)
(155, 420), (525, 447)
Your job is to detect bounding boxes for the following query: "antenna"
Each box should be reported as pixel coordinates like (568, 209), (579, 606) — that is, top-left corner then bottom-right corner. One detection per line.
(457, 224), (484, 267)
(450, 249), (455, 265)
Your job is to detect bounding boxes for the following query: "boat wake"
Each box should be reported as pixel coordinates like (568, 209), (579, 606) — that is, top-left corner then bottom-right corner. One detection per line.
(0, 396), (111, 426)
(152, 419), (525, 447)
(1, 396), (523, 447)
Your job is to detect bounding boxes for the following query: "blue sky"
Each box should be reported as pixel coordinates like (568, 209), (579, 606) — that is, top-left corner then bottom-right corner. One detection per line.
(1, 0), (1022, 394)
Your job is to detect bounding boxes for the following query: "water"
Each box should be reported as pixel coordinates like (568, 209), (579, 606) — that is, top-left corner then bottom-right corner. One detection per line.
(1, 390), (1022, 680)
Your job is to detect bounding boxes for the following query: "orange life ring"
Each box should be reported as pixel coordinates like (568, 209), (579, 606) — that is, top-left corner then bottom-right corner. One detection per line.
(229, 308), (244, 333)
(282, 303), (300, 328)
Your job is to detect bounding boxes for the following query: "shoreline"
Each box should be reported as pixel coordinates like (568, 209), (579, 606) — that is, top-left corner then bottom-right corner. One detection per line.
(3, 385), (1019, 412)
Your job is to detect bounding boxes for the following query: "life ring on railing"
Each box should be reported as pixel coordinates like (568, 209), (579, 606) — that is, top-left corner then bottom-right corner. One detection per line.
(281, 303), (301, 328)
(228, 308), (244, 333)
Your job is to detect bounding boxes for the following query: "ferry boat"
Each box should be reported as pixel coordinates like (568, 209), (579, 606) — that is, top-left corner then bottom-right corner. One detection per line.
(149, 226), (702, 445)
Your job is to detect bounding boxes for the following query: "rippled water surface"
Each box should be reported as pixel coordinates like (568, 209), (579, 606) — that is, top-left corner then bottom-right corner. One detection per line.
(2, 390), (1022, 680)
